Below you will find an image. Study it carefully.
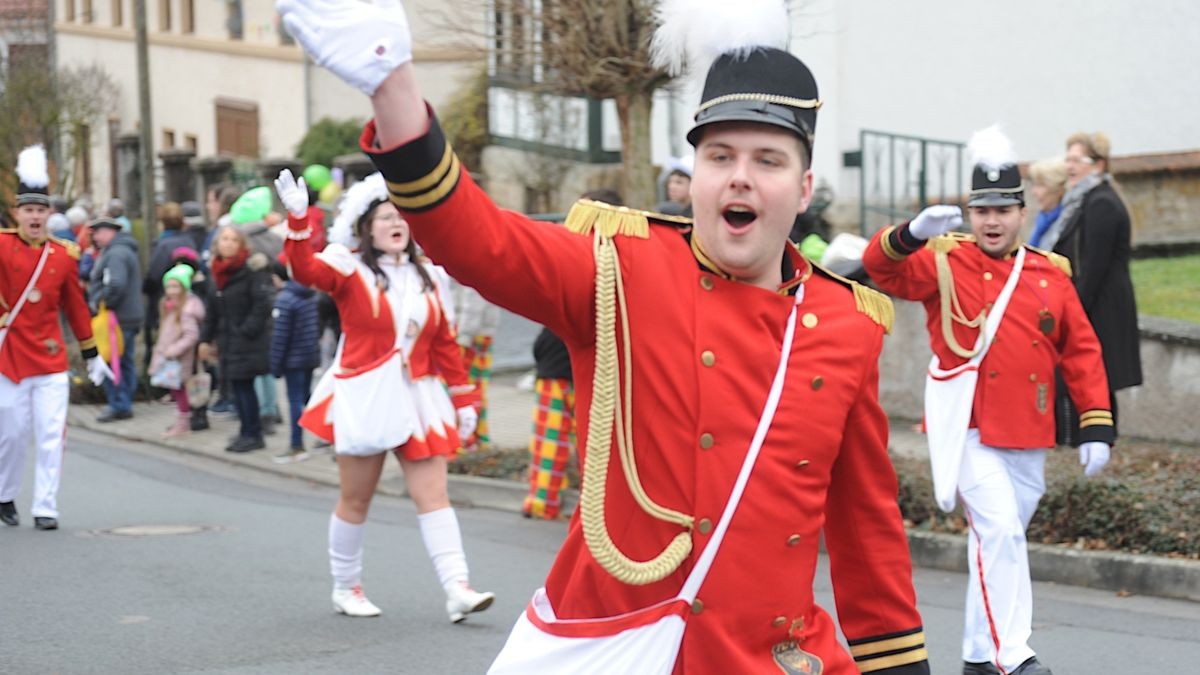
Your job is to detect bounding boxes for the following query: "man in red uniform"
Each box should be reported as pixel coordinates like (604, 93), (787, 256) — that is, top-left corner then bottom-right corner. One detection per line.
(0, 145), (112, 530)
(863, 128), (1114, 675)
(278, 1), (929, 672)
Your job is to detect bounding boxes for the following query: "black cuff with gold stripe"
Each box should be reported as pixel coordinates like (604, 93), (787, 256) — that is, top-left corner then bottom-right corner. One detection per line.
(847, 627), (929, 674)
(79, 336), (98, 361)
(880, 223), (924, 261)
(361, 113), (462, 213)
(1078, 409), (1116, 445)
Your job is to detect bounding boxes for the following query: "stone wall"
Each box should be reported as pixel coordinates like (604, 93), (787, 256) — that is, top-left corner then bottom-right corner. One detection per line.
(879, 300), (1200, 445)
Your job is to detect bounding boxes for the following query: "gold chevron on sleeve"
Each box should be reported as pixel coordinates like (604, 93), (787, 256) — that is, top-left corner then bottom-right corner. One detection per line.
(1079, 409), (1115, 427)
(386, 146), (462, 210)
(879, 226), (906, 261)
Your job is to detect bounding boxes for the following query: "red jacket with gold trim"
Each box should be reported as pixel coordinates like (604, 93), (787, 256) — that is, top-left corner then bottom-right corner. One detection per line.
(0, 230), (97, 382)
(863, 224), (1115, 447)
(356, 113), (929, 674)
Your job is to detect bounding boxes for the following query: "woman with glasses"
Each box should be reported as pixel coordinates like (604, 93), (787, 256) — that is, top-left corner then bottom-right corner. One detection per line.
(1039, 132), (1142, 445)
(273, 170), (494, 624)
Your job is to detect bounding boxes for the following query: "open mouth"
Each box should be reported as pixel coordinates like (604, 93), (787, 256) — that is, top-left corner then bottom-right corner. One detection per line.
(390, 231), (405, 242)
(722, 205), (758, 231)
(981, 231), (1004, 245)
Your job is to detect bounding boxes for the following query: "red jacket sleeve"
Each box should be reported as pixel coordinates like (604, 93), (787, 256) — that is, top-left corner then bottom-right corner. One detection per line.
(824, 327), (929, 674)
(862, 224), (941, 302)
(1055, 276), (1116, 443)
(285, 213), (352, 296)
(58, 245), (98, 360)
(359, 112), (596, 347)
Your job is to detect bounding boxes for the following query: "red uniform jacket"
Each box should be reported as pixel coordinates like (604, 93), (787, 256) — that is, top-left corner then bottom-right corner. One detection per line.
(357, 114), (929, 674)
(283, 226), (478, 411)
(863, 224), (1115, 447)
(0, 230), (97, 382)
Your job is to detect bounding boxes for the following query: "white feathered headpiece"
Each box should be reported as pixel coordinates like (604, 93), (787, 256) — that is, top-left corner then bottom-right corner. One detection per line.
(16, 145), (49, 189)
(968, 125), (1017, 171)
(651, 0), (791, 77)
(328, 172), (389, 249)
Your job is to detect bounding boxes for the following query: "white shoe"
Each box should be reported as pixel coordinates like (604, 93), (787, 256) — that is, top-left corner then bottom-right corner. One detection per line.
(446, 583), (495, 623)
(332, 585), (382, 617)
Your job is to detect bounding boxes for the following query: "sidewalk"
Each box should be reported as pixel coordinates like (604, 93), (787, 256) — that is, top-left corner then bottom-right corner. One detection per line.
(67, 373), (1200, 603)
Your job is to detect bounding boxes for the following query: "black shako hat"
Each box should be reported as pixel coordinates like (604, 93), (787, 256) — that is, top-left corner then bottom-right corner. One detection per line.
(968, 163), (1024, 207)
(686, 47), (821, 154)
(15, 145), (51, 207)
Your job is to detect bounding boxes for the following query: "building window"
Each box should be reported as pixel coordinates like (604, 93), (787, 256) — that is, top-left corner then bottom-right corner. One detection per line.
(158, 0), (171, 31)
(184, 134), (198, 152)
(162, 129), (176, 149)
(65, 0), (75, 22)
(111, 0), (122, 26)
(215, 99), (259, 157)
(81, 0), (93, 23)
(181, 0), (194, 34)
(227, 0), (244, 40)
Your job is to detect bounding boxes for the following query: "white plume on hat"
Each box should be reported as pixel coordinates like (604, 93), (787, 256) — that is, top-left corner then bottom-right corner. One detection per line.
(328, 172), (389, 249)
(16, 145), (49, 188)
(651, 0), (790, 77)
(968, 125), (1018, 171)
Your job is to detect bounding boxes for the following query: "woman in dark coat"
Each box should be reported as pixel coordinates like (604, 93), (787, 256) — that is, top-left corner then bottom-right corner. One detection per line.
(1043, 131), (1142, 443)
(198, 225), (274, 452)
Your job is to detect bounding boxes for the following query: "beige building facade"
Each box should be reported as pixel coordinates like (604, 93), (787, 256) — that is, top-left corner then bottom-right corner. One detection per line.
(55, 0), (482, 203)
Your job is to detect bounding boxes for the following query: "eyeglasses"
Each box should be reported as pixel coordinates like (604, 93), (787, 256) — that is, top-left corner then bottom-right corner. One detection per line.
(1064, 155), (1095, 166)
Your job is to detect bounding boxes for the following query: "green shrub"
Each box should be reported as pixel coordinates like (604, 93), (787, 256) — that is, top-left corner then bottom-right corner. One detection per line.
(295, 117), (365, 168)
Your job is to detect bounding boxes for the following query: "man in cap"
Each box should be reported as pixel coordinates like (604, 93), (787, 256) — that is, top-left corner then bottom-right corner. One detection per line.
(277, 0), (929, 671)
(862, 127), (1114, 675)
(88, 216), (145, 423)
(0, 146), (112, 530)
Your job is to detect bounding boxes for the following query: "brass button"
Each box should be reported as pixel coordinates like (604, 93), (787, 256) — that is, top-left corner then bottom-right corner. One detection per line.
(1029, 373), (1037, 382)
(787, 534), (802, 546)
(789, 617), (806, 633)
(1032, 339), (1040, 347)
(811, 376), (824, 391)
(795, 459), (810, 469)
(772, 616), (787, 627)
(983, 271), (994, 281)
(691, 599), (704, 615)
(697, 518), (713, 535)
(1039, 279), (1049, 288)
(700, 276), (715, 291)
(701, 350), (716, 367)
(699, 433), (714, 449)
(801, 313), (819, 329)
(988, 370), (998, 378)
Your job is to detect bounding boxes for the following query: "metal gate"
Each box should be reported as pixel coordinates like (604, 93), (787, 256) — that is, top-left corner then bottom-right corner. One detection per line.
(857, 130), (966, 236)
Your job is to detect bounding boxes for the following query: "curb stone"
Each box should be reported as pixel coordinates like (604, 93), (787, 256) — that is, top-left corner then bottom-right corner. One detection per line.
(67, 406), (1196, 604)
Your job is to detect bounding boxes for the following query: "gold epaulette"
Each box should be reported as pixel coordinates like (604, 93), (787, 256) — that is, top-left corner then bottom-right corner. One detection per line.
(50, 236), (81, 259)
(1023, 244), (1072, 277)
(563, 199), (691, 240)
(924, 231), (974, 254)
(812, 263), (895, 334)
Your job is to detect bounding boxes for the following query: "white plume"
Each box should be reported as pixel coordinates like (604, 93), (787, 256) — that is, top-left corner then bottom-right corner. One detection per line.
(16, 145), (49, 188)
(328, 172), (389, 249)
(968, 125), (1017, 171)
(651, 0), (791, 77)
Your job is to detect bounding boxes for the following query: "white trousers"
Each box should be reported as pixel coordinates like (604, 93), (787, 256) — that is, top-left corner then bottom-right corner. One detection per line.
(0, 372), (70, 517)
(958, 429), (1046, 672)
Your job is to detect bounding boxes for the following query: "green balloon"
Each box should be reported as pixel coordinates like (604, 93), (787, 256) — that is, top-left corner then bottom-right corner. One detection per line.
(302, 164), (333, 191)
(230, 186), (273, 225)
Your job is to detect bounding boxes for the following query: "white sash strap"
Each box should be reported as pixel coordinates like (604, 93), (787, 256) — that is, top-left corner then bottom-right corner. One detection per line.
(0, 243), (52, 354)
(930, 246), (1026, 376)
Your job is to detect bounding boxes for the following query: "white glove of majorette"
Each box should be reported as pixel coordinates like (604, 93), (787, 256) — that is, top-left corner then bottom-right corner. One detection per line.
(276, 0), (413, 96)
(908, 204), (963, 240)
(456, 406), (478, 443)
(1079, 441), (1111, 477)
(274, 169), (309, 219)
(86, 356), (114, 387)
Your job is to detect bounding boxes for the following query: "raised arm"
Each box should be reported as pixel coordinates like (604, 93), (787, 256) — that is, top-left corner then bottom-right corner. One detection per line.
(862, 205), (961, 302)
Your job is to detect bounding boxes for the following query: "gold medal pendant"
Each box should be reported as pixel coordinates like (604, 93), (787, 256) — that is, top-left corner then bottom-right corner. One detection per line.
(28, 288), (42, 303)
(1038, 309), (1055, 336)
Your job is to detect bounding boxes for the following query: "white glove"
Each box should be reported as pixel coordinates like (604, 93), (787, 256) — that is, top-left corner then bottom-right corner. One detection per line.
(86, 356), (114, 387)
(908, 204), (963, 240)
(276, 0), (413, 96)
(1079, 441), (1111, 477)
(274, 169), (309, 219)
(456, 406), (478, 442)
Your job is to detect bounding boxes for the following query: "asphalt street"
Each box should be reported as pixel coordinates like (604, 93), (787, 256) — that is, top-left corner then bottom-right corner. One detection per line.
(2, 429), (1198, 674)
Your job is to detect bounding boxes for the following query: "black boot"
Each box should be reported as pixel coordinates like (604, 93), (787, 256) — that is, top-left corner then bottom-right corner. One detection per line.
(190, 406), (209, 431)
(0, 501), (17, 526)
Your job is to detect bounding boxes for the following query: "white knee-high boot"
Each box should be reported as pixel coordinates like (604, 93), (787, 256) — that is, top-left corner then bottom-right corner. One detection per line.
(328, 513), (380, 617)
(419, 507), (494, 622)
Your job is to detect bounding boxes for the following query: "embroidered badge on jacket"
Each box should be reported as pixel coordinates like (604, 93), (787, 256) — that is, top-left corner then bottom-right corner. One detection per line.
(772, 640), (823, 674)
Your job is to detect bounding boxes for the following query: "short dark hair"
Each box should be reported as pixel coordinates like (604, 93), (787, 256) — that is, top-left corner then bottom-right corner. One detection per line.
(581, 188), (623, 206)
